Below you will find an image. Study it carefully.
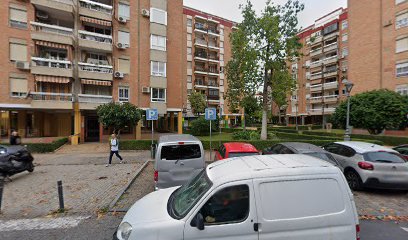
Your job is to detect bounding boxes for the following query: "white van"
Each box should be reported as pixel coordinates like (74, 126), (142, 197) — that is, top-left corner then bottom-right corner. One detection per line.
(114, 155), (360, 240)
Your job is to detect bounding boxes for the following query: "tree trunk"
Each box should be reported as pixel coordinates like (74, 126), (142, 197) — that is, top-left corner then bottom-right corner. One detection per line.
(261, 69), (270, 140)
(278, 107), (282, 124)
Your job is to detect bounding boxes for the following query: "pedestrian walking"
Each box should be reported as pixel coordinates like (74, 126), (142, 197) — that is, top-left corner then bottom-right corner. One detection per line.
(9, 130), (21, 145)
(106, 133), (123, 167)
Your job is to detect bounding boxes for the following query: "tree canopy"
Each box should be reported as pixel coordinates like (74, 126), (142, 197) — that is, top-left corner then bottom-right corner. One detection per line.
(188, 92), (207, 114)
(331, 90), (408, 134)
(96, 102), (142, 135)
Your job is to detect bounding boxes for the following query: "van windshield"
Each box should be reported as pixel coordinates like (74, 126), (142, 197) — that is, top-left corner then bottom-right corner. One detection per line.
(161, 144), (201, 160)
(169, 170), (212, 219)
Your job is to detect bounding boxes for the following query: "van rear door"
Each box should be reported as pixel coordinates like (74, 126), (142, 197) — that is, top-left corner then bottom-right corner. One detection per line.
(156, 142), (205, 189)
(253, 176), (357, 240)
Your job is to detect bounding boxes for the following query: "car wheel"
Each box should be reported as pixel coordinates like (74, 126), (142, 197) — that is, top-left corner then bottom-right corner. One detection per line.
(345, 170), (363, 191)
(27, 163), (34, 173)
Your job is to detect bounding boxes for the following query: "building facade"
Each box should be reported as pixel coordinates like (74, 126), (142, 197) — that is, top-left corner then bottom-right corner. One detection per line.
(287, 8), (349, 125)
(0, 0), (235, 142)
(348, 0), (408, 96)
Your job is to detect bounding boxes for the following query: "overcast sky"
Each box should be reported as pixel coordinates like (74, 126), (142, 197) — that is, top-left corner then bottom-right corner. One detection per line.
(183, 0), (347, 28)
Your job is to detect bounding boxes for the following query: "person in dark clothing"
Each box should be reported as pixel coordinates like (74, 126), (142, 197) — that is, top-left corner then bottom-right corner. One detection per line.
(106, 134), (123, 167)
(9, 131), (21, 145)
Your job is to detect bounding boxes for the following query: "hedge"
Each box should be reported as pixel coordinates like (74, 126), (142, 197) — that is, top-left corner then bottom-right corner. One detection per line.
(1, 138), (69, 153)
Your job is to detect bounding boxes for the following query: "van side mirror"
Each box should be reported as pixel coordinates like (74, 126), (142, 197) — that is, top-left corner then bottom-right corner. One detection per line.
(191, 213), (205, 230)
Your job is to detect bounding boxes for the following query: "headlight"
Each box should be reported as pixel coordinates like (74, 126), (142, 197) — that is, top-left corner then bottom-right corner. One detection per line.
(118, 222), (132, 240)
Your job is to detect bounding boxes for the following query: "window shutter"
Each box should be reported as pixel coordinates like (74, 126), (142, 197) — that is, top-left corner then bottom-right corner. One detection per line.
(396, 37), (408, 53)
(118, 3), (130, 19)
(10, 77), (28, 93)
(150, 8), (167, 25)
(10, 8), (27, 22)
(10, 43), (27, 61)
(118, 58), (130, 74)
(118, 31), (130, 45)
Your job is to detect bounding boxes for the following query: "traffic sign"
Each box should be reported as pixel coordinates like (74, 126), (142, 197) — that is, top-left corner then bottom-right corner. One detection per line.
(205, 108), (217, 121)
(146, 109), (158, 121)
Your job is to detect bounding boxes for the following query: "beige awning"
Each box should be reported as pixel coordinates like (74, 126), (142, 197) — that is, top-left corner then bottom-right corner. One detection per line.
(80, 16), (112, 27)
(81, 79), (112, 86)
(34, 40), (69, 50)
(35, 75), (70, 84)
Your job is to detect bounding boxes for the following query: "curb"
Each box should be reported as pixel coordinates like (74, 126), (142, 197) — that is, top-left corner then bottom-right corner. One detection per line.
(108, 160), (150, 211)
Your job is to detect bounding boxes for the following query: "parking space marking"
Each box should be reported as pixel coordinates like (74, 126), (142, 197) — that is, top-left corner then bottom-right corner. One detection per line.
(401, 227), (408, 233)
(0, 216), (90, 232)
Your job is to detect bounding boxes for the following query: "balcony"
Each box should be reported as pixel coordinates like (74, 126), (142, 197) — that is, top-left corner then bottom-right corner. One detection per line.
(323, 55), (338, 65)
(194, 53), (208, 61)
(324, 42), (338, 53)
(194, 39), (207, 48)
(194, 67), (208, 75)
(310, 36), (323, 46)
(310, 72), (323, 80)
(208, 55), (220, 63)
(310, 60), (322, 69)
(194, 23), (207, 33)
(324, 32), (339, 40)
(208, 69), (220, 76)
(31, 0), (74, 13)
(79, 0), (112, 21)
(78, 94), (113, 109)
(310, 48), (322, 57)
(78, 62), (113, 81)
(31, 57), (73, 77)
(324, 95), (339, 103)
(30, 92), (73, 109)
(310, 82), (339, 92)
(30, 22), (74, 45)
(78, 30), (112, 52)
(324, 68), (338, 78)
(309, 96), (323, 104)
(208, 28), (220, 37)
(208, 42), (219, 50)
(309, 108), (336, 115)
(207, 95), (220, 100)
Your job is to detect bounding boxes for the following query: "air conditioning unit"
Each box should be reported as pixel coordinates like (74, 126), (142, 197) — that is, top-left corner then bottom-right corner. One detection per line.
(114, 71), (124, 78)
(141, 9), (150, 17)
(36, 11), (49, 20)
(142, 87), (150, 93)
(342, 67), (348, 72)
(306, 75), (311, 80)
(118, 16), (127, 23)
(116, 43), (129, 49)
(15, 61), (30, 70)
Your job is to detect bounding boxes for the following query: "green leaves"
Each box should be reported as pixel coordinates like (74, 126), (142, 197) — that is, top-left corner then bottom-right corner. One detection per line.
(188, 92), (207, 114)
(96, 102), (142, 134)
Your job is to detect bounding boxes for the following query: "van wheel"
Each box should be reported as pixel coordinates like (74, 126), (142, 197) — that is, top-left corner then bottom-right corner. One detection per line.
(345, 170), (363, 191)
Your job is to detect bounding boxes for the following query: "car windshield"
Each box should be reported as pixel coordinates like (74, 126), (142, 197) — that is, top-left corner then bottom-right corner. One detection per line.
(304, 152), (338, 166)
(364, 152), (407, 163)
(170, 170), (212, 219)
(228, 152), (259, 158)
(161, 144), (201, 160)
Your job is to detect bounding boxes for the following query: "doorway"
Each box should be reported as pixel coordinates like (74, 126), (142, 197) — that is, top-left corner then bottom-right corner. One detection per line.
(85, 116), (100, 142)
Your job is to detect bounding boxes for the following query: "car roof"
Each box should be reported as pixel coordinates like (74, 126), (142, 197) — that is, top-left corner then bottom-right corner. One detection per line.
(223, 142), (258, 153)
(207, 154), (338, 184)
(281, 142), (326, 153)
(335, 141), (397, 154)
(158, 134), (200, 144)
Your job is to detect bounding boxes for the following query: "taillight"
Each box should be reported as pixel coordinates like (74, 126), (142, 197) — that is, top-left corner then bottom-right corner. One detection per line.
(358, 162), (374, 170)
(356, 224), (360, 240)
(154, 170), (158, 182)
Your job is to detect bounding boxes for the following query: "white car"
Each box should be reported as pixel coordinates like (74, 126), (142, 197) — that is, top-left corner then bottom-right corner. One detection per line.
(114, 155), (359, 240)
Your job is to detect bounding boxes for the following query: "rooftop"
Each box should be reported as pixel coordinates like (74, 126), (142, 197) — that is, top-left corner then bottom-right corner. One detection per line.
(335, 141), (397, 154)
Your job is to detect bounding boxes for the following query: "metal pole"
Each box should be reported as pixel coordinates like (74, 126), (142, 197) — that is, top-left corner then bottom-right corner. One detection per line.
(151, 121), (154, 147)
(209, 120), (212, 161)
(295, 102), (298, 131)
(344, 95), (351, 141)
(57, 180), (64, 211)
(219, 109), (222, 148)
(0, 177), (4, 213)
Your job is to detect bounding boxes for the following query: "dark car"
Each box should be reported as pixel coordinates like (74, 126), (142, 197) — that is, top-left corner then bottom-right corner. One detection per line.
(262, 142), (340, 168)
(393, 145), (408, 161)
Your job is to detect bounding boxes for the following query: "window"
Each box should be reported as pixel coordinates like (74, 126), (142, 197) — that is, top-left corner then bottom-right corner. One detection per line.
(396, 12), (408, 29)
(220, 28), (224, 35)
(151, 88), (166, 102)
(187, 18), (192, 27)
(118, 3), (130, 19)
(118, 58), (130, 74)
(118, 86), (129, 102)
(187, 47), (192, 56)
(220, 42), (224, 48)
(208, 89), (219, 96)
(10, 77), (28, 97)
(118, 31), (130, 46)
(199, 185), (249, 225)
(151, 61), (166, 77)
(396, 62), (408, 77)
(150, 8), (167, 25)
(396, 37), (408, 53)
(86, 52), (107, 65)
(160, 144), (202, 160)
(323, 23), (338, 35)
(396, 0), (407, 4)
(9, 42), (27, 62)
(396, 85), (408, 95)
(364, 152), (406, 163)
(9, 7), (27, 29)
(342, 33), (348, 42)
(342, 47), (348, 58)
(151, 34), (166, 51)
(342, 20), (348, 30)
(187, 34), (192, 41)
(187, 76), (192, 83)
(187, 61), (192, 69)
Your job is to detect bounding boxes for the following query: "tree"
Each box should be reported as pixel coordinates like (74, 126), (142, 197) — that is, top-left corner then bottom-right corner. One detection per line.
(188, 92), (207, 114)
(331, 90), (408, 135)
(241, 95), (262, 124)
(96, 102), (142, 135)
(226, 0), (303, 140)
(271, 69), (296, 124)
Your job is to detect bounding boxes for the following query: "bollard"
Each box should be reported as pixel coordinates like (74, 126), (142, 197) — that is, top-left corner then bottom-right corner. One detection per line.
(57, 180), (64, 211)
(0, 177), (4, 213)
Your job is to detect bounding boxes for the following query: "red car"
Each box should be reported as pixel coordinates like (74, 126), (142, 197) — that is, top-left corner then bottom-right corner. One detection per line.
(214, 142), (259, 160)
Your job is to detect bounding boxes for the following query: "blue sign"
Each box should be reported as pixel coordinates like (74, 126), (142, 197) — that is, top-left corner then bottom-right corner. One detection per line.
(205, 108), (217, 121)
(146, 109), (158, 121)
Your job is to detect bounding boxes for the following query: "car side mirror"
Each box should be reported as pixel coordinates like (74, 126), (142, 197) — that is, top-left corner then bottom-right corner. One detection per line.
(191, 213), (205, 230)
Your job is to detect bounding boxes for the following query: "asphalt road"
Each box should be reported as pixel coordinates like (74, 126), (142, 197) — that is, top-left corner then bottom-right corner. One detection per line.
(0, 214), (407, 240)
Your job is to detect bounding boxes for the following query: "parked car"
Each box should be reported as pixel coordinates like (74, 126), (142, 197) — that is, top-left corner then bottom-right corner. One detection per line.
(0, 145), (34, 178)
(262, 142), (340, 168)
(393, 144), (408, 160)
(154, 135), (205, 190)
(114, 155), (359, 240)
(323, 141), (408, 191)
(214, 142), (259, 160)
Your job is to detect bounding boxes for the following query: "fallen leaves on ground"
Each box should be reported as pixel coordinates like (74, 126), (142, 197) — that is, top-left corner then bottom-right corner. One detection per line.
(359, 215), (408, 222)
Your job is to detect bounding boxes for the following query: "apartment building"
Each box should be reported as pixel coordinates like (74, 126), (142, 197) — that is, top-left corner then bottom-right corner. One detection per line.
(0, 0), (186, 142)
(348, 0), (408, 96)
(287, 8), (349, 125)
(183, 7), (238, 124)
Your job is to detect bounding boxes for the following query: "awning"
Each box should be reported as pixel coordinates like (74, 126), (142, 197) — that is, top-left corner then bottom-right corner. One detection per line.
(81, 79), (112, 86)
(80, 16), (112, 27)
(35, 75), (70, 84)
(34, 41), (70, 50)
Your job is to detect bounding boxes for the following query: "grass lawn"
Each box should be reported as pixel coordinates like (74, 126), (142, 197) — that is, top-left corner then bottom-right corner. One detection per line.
(198, 132), (234, 141)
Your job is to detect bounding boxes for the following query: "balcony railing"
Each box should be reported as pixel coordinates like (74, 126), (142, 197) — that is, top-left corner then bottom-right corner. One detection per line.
(78, 62), (113, 73)
(31, 21), (73, 36)
(310, 61), (322, 68)
(195, 23), (207, 32)
(194, 67), (207, 73)
(49, 0), (74, 5)
(79, 30), (112, 44)
(208, 42), (219, 49)
(78, 94), (113, 103)
(31, 92), (73, 101)
(31, 57), (72, 68)
(207, 95), (220, 100)
(195, 52), (208, 59)
(208, 28), (220, 35)
(195, 38), (207, 46)
(79, 0), (112, 14)
(310, 82), (339, 90)
(309, 108), (336, 113)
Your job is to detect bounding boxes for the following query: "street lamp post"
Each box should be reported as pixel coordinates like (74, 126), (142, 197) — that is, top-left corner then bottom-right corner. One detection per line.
(342, 79), (354, 141)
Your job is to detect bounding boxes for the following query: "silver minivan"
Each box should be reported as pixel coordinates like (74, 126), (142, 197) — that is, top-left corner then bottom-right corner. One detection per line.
(154, 134), (205, 190)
